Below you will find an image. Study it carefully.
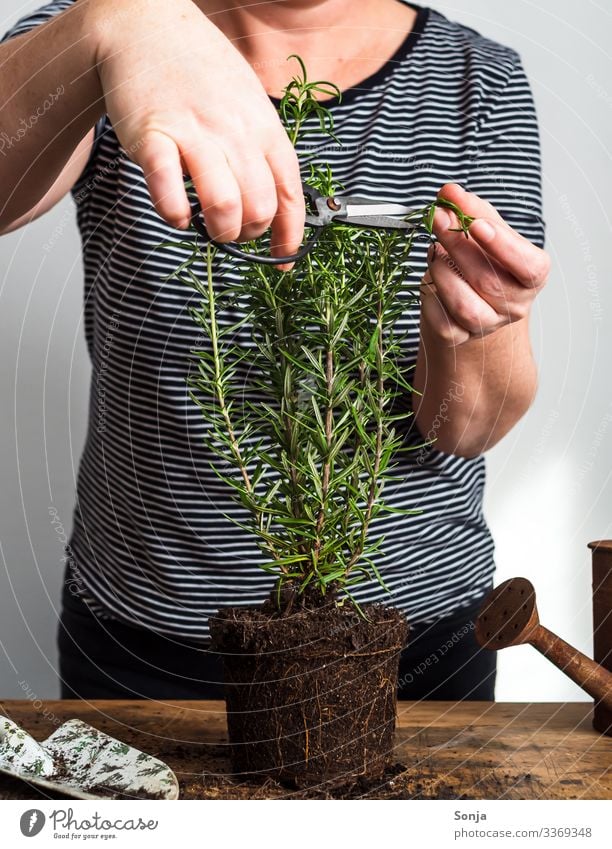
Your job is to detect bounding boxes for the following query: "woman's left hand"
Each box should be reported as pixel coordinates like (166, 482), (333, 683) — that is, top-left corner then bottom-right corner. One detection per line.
(421, 182), (551, 346)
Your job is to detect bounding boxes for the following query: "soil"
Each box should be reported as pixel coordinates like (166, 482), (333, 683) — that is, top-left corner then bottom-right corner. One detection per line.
(0, 706), (582, 800)
(177, 753), (542, 800)
(1, 754), (547, 801)
(209, 599), (409, 787)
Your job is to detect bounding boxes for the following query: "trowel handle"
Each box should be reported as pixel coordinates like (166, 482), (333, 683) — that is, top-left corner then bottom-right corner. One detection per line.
(530, 625), (612, 710)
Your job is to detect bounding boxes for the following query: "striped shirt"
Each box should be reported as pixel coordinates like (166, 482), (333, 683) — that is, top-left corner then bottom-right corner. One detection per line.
(2, 1), (545, 641)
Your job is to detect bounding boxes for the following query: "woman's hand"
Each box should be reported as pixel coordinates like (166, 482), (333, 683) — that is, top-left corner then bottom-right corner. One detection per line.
(85, 0), (304, 253)
(421, 183), (550, 345)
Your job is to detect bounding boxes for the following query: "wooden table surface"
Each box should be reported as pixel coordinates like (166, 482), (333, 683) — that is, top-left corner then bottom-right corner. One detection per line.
(0, 700), (610, 800)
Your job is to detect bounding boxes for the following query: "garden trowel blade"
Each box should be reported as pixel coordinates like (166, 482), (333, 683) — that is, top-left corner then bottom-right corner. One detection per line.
(0, 715), (179, 799)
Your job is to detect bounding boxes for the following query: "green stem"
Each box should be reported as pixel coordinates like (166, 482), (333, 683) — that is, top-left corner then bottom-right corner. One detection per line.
(205, 247), (252, 494)
(313, 345), (334, 571)
(347, 265), (385, 570)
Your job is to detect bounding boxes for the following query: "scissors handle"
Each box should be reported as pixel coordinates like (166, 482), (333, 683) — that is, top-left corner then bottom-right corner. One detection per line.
(189, 191), (324, 266)
(187, 183), (418, 265)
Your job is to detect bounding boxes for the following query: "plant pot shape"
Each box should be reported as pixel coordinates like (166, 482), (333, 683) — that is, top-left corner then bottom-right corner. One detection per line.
(209, 601), (409, 787)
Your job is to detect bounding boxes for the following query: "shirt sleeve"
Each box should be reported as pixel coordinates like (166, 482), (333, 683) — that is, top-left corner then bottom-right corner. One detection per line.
(465, 55), (546, 250)
(0, 0), (76, 44)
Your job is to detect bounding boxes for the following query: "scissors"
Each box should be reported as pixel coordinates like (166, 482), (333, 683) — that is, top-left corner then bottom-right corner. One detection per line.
(189, 182), (422, 266)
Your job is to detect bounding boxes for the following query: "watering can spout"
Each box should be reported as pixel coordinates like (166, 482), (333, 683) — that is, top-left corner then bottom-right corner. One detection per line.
(475, 567), (612, 728)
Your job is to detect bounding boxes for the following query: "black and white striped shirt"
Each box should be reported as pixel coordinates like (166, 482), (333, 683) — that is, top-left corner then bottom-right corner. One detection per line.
(2, 1), (545, 641)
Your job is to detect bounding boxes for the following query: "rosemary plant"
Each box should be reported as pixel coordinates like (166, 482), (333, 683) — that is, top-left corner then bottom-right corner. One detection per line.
(164, 58), (473, 612)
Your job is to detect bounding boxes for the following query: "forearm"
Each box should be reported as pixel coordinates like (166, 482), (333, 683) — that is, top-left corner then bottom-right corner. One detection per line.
(0, 0), (103, 228)
(412, 315), (538, 458)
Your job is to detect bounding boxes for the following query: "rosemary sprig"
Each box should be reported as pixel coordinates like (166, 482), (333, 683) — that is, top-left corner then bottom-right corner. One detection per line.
(166, 58), (474, 612)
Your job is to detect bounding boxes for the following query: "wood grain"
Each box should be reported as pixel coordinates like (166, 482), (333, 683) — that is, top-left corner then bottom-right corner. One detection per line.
(0, 700), (609, 799)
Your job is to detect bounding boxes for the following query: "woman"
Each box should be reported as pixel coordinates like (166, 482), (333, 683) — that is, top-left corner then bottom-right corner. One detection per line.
(0, 0), (550, 700)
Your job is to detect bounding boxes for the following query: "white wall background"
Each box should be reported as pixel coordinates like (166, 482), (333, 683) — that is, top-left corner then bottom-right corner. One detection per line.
(1, 0), (611, 700)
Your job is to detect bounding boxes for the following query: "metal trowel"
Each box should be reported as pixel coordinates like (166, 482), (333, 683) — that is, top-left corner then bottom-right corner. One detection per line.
(0, 715), (179, 799)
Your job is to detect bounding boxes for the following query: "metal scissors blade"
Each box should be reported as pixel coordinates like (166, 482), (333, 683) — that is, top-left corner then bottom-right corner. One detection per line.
(343, 201), (418, 226)
(303, 187), (418, 231)
(190, 182), (420, 266)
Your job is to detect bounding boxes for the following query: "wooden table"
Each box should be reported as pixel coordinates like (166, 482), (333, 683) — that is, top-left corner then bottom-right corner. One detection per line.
(0, 700), (610, 799)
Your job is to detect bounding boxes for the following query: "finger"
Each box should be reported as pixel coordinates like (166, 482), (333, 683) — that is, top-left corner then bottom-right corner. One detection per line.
(437, 182), (506, 227)
(229, 155), (278, 242)
(433, 193), (550, 289)
(181, 141), (242, 243)
(432, 209), (535, 321)
(420, 270), (471, 346)
(135, 130), (192, 229)
(267, 140), (305, 270)
(427, 242), (502, 337)
(467, 216), (551, 288)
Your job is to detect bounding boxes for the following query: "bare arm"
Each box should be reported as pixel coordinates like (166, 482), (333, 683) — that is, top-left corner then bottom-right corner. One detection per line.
(412, 182), (549, 458)
(0, 0), (304, 255)
(413, 312), (538, 458)
(0, 3), (101, 231)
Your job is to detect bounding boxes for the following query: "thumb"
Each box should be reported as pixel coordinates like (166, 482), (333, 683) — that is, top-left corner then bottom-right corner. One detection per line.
(437, 182), (506, 228)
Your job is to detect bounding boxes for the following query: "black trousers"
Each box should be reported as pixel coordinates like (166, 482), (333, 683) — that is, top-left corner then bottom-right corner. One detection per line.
(58, 583), (496, 701)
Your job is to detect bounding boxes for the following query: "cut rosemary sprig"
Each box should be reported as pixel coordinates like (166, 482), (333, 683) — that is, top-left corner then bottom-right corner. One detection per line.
(164, 58), (474, 611)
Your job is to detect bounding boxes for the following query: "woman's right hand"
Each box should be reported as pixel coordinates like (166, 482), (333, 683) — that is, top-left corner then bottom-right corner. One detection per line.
(86, 0), (305, 254)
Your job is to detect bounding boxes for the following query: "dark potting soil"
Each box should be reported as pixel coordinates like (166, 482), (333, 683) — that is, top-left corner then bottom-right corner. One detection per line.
(178, 761), (547, 800)
(209, 599), (409, 788)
